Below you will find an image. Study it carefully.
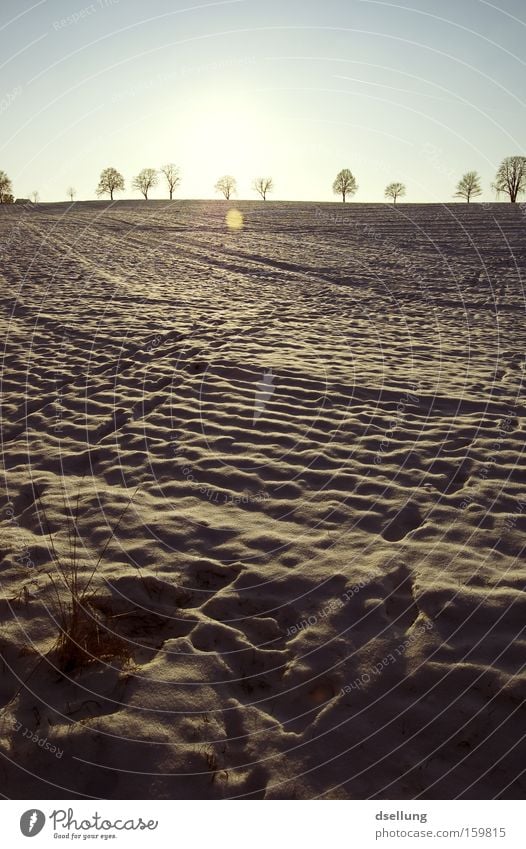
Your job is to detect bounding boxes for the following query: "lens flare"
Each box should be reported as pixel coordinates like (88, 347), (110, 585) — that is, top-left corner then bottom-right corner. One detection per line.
(226, 209), (243, 230)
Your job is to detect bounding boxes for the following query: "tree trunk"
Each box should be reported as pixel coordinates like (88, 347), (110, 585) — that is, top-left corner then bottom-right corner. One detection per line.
(110, 189), (114, 200)
(169, 189), (173, 200)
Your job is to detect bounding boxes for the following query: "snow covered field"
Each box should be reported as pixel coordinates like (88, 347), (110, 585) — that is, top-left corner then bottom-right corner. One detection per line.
(0, 199), (525, 799)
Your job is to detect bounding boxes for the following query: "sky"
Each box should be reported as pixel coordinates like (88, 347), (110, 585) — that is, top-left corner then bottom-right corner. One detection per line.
(1, 0), (525, 202)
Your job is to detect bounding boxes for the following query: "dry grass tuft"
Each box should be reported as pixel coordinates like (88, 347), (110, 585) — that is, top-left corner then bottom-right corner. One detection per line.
(37, 485), (139, 675)
(53, 595), (132, 675)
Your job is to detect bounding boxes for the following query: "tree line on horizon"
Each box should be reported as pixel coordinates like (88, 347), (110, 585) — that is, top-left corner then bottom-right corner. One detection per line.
(332, 157), (526, 204)
(0, 156), (525, 205)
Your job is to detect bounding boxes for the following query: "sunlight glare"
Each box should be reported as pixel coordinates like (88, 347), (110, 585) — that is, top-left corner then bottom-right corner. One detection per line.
(226, 208), (243, 229)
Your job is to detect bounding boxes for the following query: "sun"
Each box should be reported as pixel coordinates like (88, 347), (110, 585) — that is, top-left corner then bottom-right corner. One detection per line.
(177, 90), (270, 193)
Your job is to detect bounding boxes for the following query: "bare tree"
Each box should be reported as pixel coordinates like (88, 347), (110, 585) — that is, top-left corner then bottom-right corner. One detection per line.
(253, 176), (274, 200)
(30, 190), (40, 203)
(385, 182), (406, 204)
(133, 168), (158, 200)
(454, 171), (482, 203)
(332, 169), (358, 202)
(492, 156), (526, 203)
(215, 175), (237, 200)
(96, 167), (125, 201)
(67, 187), (77, 202)
(0, 170), (13, 203)
(160, 164), (180, 200)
